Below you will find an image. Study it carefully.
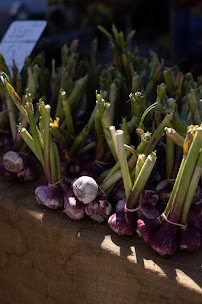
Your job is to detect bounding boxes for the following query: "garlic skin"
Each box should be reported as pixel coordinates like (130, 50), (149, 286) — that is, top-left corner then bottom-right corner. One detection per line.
(63, 195), (86, 220)
(17, 158), (37, 181)
(35, 184), (63, 209)
(3, 151), (24, 173)
(73, 176), (98, 204)
(85, 196), (113, 223)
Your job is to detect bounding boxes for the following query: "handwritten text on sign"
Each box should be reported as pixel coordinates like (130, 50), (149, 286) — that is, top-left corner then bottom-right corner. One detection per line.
(0, 20), (47, 74)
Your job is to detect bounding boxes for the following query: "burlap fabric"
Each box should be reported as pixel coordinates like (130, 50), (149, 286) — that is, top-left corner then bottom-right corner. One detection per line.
(0, 177), (201, 304)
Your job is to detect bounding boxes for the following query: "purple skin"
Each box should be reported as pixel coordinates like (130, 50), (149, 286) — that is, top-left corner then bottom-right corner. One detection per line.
(85, 196), (113, 223)
(0, 162), (17, 180)
(115, 198), (126, 213)
(108, 208), (137, 235)
(188, 209), (202, 234)
(141, 190), (159, 207)
(156, 180), (173, 202)
(155, 180), (173, 212)
(137, 217), (162, 242)
(180, 225), (201, 252)
(149, 221), (179, 256)
(63, 195), (86, 220)
(35, 184), (63, 209)
(17, 158), (37, 181)
(136, 206), (160, 221)
(3, 151), (24, 173)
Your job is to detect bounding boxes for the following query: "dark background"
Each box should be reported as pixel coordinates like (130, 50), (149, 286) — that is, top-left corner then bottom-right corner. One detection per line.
(0, 0), (201, 75)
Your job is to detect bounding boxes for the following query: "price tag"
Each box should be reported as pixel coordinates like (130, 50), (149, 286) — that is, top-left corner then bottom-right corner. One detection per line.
(0, 20), (47, 74)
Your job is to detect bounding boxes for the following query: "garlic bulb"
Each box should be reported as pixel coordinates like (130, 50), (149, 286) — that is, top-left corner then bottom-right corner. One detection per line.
(3, 151), (24, 173)
(73, 176), (98, 204)
(85, 196), (113, 223)
(108, 208), (136, 235)
(35, 184), (63, 209)
(63, 195), (86, 221)
(17, 158), (37, 181)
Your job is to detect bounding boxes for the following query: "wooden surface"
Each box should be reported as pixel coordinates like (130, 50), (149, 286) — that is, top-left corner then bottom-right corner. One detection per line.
(0, 177), (202, 304)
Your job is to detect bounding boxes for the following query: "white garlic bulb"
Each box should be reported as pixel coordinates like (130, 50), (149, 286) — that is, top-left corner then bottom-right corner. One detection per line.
(73, 176), (98, 204)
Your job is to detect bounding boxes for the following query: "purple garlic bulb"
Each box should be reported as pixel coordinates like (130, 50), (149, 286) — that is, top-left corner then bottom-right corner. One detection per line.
(180, 226), (201, 252)
(3, 151), (24, 173)
(136, 206), (160, 221)
(108, 208), (136, 235)
(0, 162), (17, 180)
(150, 221), (179, 256)
(85, 196), (113, 223)
(115, 197), (126, 213)
(35, 184), (63, 209)
(156, 180), (173, 204)
(17, 158), (37, 181)
(137, 218), (161, 242)
(141, 190), (159, 207)
(63, 195), (86, 220)
(188, 209), (202, 234)
(73, 176), (98, 204)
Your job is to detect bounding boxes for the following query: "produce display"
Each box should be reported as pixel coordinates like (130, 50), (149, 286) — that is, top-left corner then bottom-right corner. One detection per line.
(0, 25), (202, 256)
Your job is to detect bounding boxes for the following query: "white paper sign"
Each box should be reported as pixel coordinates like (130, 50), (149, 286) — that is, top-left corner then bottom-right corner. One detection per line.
(0, 20), (47, 74)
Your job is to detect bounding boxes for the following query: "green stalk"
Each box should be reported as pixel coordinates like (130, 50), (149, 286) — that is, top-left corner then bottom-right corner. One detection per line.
(53, 142), (62, 181)
(94, 113), (104, 160)
(139, 101), (158, 126)
(13, 117), (28, 151)
(164, 127), (184, 147)
(25, 102), (44, 166)
(121, 117), (130, 145)
(163, 68), (176, 97)
(101, 103), (118, 161)
(187, 89), (201, 125)
(145, 113), (173, 155)
(49, 141), (57, 184)
(3, 78), (27, 118)
(145, 80), (154, 101)
(60, 89), (75, 136)
(68, 104), (97, 157)
(175, 72), (184, 101)
(55, 68), (69, 118)
(5, 91), (17, 142)
(135, 154), (146, 180)
(17, 125), (43, 166)
(180, 102), (189, 122)
(164, 131), (191, 215)
(99, 171), (122, 194)
(171, 113), (187, 135)
(44, 105), (51, 183)
(129, 92), (145, 123)
(109, 82), (117, 124)
(167, 127), (202, 222)
(66, 75), (87, 109)
(102, 149), (132, 183)
(127, 151), (157, 209)
(96, 91), (105, 119)
(99, 153), (137, 195)
(136, 132), (151, 154)
(111, 130), (132, 199)
(181, 149), (202, 224)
